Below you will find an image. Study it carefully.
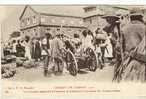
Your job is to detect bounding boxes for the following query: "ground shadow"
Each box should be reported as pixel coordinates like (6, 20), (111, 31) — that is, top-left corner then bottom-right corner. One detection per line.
(78, 69), (88, 74)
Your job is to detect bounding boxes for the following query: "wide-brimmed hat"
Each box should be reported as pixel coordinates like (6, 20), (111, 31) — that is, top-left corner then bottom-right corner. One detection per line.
(130, 8), (144, 16)
(102, 12), (120, 24)
(102, 14), (120, 19)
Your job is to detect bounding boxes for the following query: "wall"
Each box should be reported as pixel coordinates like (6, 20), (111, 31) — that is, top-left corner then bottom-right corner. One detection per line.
(84, 15), (107, 32)
(40, 26), (84, 37)
(20, 15), (40, 30)
(40, 15), (84, 27)
(21, 26), (40, 38)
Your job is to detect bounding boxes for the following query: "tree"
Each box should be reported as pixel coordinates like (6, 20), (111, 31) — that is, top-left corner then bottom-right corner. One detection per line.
(10, 31), (21, 38)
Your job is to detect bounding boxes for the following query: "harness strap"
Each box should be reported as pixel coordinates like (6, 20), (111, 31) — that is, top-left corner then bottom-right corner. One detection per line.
(130, 52), (146, 63)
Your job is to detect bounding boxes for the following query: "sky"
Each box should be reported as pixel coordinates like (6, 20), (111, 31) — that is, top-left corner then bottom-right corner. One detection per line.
(1, 6), (24, 42)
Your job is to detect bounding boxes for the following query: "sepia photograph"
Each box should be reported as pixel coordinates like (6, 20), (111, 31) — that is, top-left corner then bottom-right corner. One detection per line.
(1, 5), (146, 82)
(0, 5), (146, 98)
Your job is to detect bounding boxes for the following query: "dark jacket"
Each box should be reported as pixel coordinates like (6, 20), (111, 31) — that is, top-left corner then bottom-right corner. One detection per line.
(32, 41), (41, 59)
(122, 20), (145, 52)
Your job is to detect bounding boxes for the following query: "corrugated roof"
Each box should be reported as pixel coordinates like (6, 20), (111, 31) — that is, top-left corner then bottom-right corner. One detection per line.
(115, 5), (146, 10)
(31, 5), (86, 17)
(40, 13), (83, 18)
(22, 5), (146, 19)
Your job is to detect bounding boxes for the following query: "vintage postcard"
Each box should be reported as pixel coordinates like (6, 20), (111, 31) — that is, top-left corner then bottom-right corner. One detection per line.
(1, 5), (146, 99)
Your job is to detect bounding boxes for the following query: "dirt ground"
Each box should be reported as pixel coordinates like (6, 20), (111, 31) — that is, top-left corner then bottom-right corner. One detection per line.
(2, 62), (114, 83)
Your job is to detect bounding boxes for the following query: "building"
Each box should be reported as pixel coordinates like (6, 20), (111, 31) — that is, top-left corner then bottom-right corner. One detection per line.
(19, 5), (86, 38)
(20, 5), (131, 38)
(83, 5), (129, 32)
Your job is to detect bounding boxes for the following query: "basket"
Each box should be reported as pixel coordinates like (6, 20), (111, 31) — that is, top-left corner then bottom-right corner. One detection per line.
(96, 33), (107, 40)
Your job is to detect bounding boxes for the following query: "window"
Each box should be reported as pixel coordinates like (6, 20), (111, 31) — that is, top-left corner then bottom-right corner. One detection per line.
(61, 20), (65, 24)
(79, 29), (82, 32)
(90, 18), (92, 24)
(67, 29), (71, 31)
(32, 16), (37, 24)
(79, 21), (83, 24)
(84, 7), (96, 13)
(70, 20), (74, 24)
(41, 17), (45, 23)
(57, 28), (60, 31)
(34, 29), (36, 32)
(21, 19), (25, 26)
(26, 18), (30, 25)
(47, 28), (51, 31)
(35, 33), (38, 36)
(51, 19), (55, 23)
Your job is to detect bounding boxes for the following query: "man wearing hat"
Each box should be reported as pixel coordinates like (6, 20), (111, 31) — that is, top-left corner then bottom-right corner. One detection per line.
(43, 32), (52, 76)
(118, 8), (146, 82)
(49, 32), (64, 75)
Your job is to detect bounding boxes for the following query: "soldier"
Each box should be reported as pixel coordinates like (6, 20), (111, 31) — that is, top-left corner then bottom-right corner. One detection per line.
(118, 8), (146, 82)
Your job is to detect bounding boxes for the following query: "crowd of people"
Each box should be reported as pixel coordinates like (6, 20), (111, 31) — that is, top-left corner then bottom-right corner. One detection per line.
(2, 27), (114, 76)
(2, 36), (42, 61)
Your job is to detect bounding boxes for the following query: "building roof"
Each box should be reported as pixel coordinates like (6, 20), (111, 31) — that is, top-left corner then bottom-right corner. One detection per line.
(83, 5), (130, 18)
(115, 5), (146, 10)
(20, 5), (146, 20)
(40, 13), (83, 18)
(31, 5), (86, 17)
(19, 5), (87, 20)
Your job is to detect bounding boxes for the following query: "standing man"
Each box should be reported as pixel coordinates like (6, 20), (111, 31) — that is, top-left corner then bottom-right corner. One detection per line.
(24, 36), (31, 60)
(43, 33), (52, 77)
(34, 38), (41, 61)
(50, 33), (64, 75)
(94, 28), (107, 69)
(16, 40), (25, 57)
(81, 29), (93, 52)
(12, 40), (17, 56)
(118, 8), (146, 82)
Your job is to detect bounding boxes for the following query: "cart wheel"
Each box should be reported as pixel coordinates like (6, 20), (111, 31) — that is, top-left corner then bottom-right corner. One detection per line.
(86, 47), (97, 71)
(66, 50), (78, 76)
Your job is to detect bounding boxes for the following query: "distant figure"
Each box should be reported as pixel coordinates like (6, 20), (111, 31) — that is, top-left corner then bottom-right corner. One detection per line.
(50, 34), (64, 75)
(1, 42), (4, 58)
(95, 28), (108, 67)
(94, 28), (107, 69)
(34, 38), (41, 61)
(41, 33), (51, 60)
(16, 40), (25, 57)
(81, 30), (93, 52)
(104, 33), (113, 61)
(43, 33), (52, 76)
(12, 40), (17, 55)
(86, 30), (94, 49)
(24, 36), (31, 60)
(72, 33), (81, 54)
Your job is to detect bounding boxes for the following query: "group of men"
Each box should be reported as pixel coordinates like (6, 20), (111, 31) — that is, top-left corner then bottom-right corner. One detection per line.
(43, 7), (146, 82)
(42, 27), (115, 77)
